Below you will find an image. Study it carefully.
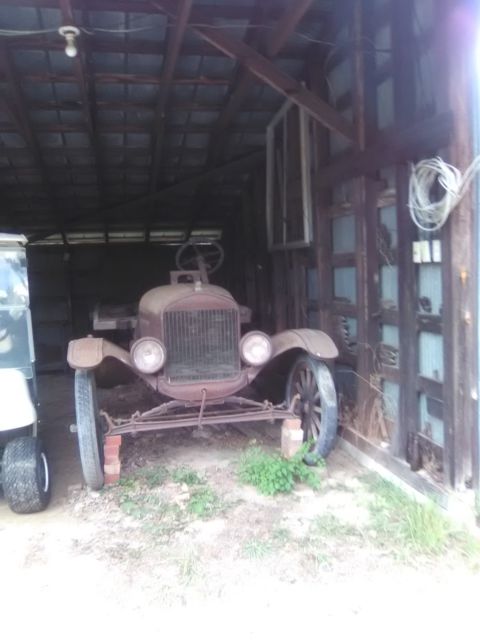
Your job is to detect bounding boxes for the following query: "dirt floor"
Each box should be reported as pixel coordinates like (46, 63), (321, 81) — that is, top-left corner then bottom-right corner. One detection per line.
(1, 374), (479, 638)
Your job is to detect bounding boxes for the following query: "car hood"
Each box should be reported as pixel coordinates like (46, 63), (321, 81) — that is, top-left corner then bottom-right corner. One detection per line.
(139, 283), (236, 315)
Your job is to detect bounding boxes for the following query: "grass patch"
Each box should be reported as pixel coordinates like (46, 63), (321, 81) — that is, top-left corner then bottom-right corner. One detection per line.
(367, 478), (480, 559)
(187, 487), (223, 519)
(242, 538), (274, 559)
(172, 467), (204, 486)
(177, 549), (200, 585)
(238, 445), (323, 496)
(119, 493), (169, 521)
(118, 464), (167, 490)
(313, 513), (361, 538)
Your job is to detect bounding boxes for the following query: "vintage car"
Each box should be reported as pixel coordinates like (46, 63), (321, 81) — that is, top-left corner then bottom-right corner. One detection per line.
(68, 240), (338, 490)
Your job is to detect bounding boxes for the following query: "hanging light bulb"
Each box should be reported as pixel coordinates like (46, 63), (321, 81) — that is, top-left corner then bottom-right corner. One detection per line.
(58, 26), (80, 58)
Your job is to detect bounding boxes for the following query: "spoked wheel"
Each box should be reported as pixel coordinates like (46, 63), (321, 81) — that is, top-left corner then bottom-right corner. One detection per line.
(175, 240), (224, 275)
(74, 370), (104, 490)
(286, 355), (338, 463)
(1, 436), (51, 513)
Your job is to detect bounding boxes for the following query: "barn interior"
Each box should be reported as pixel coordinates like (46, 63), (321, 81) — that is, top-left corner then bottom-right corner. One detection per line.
(0, 0), (478, 499)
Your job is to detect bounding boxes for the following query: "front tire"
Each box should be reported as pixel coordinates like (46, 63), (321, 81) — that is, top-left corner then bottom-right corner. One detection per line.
(75, 370), (104, 490)
(1, 436), (51, 514)
(286, 355), (338, 461)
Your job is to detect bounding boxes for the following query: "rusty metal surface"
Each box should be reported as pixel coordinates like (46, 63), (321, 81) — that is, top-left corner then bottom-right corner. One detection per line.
(68, 337), (135, 373)
(270, 329), (339, 360)
(139, 282), (235, 317)
(101, 395), (294, 436)
(67, 337), (105, 370)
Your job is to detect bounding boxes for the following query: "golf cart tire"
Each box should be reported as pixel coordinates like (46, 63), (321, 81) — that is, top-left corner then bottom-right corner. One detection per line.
(75, 369), (104, 490)
(1, 436), (51, 514)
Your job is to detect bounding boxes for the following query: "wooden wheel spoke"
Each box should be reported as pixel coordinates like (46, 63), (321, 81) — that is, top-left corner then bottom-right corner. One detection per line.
(299, 370), (307, 389)
(313, 389), (320, 402)
(305, 368), (313, 391)
(313, 405), (322, 415)
(295, 381), (303, 395)
(311, 414), (322, 438)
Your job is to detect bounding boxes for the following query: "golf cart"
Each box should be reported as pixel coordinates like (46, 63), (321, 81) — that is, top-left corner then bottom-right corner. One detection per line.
(68, 240), (338, 489)
(0, 234), (50, 513)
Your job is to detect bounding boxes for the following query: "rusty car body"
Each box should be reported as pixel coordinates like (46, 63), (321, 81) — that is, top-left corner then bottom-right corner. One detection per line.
(68, 241), (339, 489)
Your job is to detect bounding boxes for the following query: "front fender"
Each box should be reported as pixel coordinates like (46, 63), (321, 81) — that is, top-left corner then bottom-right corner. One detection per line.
(67, 337), (133, 371)
(270, 329), (338, 361)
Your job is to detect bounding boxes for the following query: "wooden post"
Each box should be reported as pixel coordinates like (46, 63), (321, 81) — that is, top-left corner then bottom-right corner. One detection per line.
(391, 0), (419, 459)
(306, 43), (334, 335)
(440, 0), (477, 487)
(352, 0), (380, 423)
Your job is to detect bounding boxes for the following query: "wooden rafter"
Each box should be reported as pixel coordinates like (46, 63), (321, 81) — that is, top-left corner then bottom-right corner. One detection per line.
(152, 0), (354, 141)
(2, 1), (328, 22)
(29, 151), (265, 242)
(0, 72), (233, 85)
(0, 46), (66, 243)
(208, 0), (314, 164)
(150, 0), (193, 195)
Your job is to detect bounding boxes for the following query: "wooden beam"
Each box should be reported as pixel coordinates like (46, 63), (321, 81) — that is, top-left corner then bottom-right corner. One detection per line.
(2, 0), (329, 21)
(264, 0), (313, 57)
(28, 151), (265, 241)
(315, 111), (454, 190)
(6, 36), (309, 60)
(150, 0), (193, 197)
(351, 0), (380, 426)
(25, 100), (277, 113)
(152, 0), (354, 141)
(0, 73), (232, 85)
(0, 123), (264, 135)
(440, 0), (477, 488)
(391, 0), (418, 462)
(208, 0), (314, 165)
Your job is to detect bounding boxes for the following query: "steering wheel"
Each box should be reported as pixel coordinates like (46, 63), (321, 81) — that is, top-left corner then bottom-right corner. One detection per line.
(175, 240), (224, 275)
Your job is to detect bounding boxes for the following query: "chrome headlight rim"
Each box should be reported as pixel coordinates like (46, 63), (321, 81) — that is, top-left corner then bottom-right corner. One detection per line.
(239, 331), (273, 367)
(130, 337), (166, 375)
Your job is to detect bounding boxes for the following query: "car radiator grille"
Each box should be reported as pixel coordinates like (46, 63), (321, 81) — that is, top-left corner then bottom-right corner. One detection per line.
(164, 308), (240, 382)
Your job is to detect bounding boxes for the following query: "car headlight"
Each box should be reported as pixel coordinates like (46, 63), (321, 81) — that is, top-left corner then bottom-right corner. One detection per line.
(130, 337), (166, 374)
(240, 331), (272, 366)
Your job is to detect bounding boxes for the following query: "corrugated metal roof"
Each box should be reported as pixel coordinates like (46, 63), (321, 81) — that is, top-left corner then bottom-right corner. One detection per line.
(0, 0), (332, 240)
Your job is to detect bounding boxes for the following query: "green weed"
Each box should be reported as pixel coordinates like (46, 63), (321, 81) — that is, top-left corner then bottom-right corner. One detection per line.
(242, 538), (274, 559)
(238, 445), (322, 496)
(367, 478), (480, 559)
(313, 513), (361, 538)
(172, 467), (204, 486)
(187, 486), (223, 519)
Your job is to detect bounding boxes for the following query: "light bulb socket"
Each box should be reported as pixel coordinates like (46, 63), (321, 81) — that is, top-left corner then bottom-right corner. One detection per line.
(58, 25), (80, 58)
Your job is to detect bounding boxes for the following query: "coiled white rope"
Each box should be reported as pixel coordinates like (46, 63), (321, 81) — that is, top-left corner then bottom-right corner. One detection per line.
(408, 155), (480, 231)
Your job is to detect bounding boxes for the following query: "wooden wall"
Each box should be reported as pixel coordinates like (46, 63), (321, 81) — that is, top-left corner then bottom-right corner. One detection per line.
(261, 0), (478, 491)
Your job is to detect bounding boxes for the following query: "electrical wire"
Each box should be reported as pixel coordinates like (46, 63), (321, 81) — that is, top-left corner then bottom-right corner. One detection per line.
(408, 156), (480, 232)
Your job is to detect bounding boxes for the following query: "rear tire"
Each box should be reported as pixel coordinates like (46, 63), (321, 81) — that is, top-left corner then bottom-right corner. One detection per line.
(1, 436), (50, 514)
(75, 370), (104, 490)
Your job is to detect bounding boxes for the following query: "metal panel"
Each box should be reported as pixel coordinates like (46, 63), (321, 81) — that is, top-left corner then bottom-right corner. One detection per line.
(379, 205), (398, 248)
(419, 393), (444, 446)
(382, 380), (400, 424)
(164, 308), (240, 382)
(380, 265), (398, 308)
(419, 331), (444, 382)
(333, 267), (357, 304)
(418, 264), (442, 315)
(377, 78), (394, 129)
(332, 214), (355, 254)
